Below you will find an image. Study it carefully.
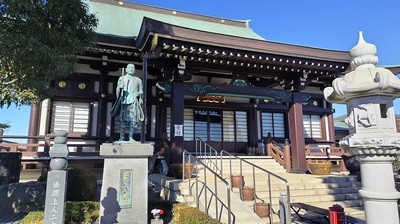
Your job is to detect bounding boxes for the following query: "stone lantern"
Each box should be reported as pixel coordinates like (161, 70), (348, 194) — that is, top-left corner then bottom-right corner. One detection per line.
(324, 31), (400, 224)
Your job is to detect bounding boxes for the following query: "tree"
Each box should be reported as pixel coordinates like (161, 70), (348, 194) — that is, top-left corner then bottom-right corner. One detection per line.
(0, 122), (10, 136)
(0, 0), (98, 108)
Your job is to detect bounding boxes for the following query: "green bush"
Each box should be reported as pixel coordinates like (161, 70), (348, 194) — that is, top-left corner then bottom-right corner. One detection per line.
(20, 210), (44, 224)
(38, 168), (98, 201)
(66, 168), (97, 201)
(21, 201), (99, 224)
(22, 200), (219, 224)
(172, 203), (221, 224)
(65, 201), (100, 223)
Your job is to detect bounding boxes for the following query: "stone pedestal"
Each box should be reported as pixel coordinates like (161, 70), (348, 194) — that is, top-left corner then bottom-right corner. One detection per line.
(324, 32), (400, 224)
(44, 131), (69, 224)
(150, 219), (163, 224)
(99, 143), (153, 224)
(357, 155), (400, 224)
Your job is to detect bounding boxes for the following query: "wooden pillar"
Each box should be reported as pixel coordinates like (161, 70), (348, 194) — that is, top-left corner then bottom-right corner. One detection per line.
(327, 113), (336, 145)
(27, 103), (40, 151)
(248, 99), (258, 147)
(155, 97), (166, 137)
(97, 70), (108, 140)
(288, 92), (307, 172)
(169, 82), (184, 164)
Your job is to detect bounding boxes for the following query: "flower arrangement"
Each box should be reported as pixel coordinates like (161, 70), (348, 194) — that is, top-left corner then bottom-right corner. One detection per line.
(88, 215), (97, 224)
(151, 208), (164, 220)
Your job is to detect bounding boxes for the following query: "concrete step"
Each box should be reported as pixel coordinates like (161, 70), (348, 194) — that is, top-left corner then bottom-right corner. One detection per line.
(235, 187), (361, 200)
(179, 157), (366, 223)
(199, 157), (286, 171)
(202, 159), (365, 223)
(229, 178), (362, 188)
(181, 178), (265, 224)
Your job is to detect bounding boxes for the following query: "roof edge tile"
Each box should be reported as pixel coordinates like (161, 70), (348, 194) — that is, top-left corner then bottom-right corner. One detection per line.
(90, 0), (249, 28)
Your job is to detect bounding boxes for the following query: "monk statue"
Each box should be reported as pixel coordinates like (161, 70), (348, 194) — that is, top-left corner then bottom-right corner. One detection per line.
(110, 64), (144, 142)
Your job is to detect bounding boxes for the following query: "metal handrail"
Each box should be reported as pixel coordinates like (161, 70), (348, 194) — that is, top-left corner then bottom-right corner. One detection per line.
(182, 150), (235, 223)
(193, 137), (291, 223)
(194, 137), (220, 173)
(220, 150), (291, 224)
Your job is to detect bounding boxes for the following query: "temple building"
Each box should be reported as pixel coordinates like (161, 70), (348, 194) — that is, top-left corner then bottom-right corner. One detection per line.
(28, 0), (352, 171)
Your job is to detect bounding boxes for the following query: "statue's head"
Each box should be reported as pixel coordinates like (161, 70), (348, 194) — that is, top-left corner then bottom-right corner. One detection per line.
(126, 64), (135, 75)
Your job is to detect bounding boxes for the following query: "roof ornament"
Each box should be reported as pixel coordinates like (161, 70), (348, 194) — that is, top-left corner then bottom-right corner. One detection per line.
(324, 31), (400, 104)
(349, 31), (378, 70)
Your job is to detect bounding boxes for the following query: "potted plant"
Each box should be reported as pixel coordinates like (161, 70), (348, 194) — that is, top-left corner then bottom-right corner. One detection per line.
(307, 160), (332, 175)
(150, 208), (164, 223)
(170, 163), (195, 179)
(230, 174), (244, 188)
(239, 186), (255, 201)
(253, 199), (270, 218)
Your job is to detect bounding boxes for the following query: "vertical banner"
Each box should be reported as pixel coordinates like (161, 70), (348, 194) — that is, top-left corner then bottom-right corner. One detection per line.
(174, 124), (183, 136)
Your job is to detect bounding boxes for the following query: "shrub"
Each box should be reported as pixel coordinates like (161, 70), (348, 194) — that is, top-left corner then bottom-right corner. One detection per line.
(38, 168), (98, 201)
(21, 201), (99, 224)
(22, 201), (220, 224)
(64, 201), (100, 223)
(20, 210), (44, 224)
(172, 203), (221, 224)
(66, 168), (97, 201)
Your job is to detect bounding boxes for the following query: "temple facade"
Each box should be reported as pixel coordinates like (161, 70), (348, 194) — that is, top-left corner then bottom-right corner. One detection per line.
(28, 0), (351, 171)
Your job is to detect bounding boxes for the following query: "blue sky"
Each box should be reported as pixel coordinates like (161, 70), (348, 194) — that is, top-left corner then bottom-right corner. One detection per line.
(1, 0), (400, 135)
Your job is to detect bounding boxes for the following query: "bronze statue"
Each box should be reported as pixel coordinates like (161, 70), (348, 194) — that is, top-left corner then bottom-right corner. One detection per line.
(110, 64), (144, 142)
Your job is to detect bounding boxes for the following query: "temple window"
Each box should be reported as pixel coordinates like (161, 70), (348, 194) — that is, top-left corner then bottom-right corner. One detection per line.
(261, 112), (285, 138)
(223, 111), (248, 142)
(303, 114), (322, 139)
(51, 101), (90, 133)
(166, 108), (248, 142)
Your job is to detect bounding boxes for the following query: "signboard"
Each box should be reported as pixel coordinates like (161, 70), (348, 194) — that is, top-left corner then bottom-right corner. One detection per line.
(119, 169), (132, 208)
(174, 124), (183, 136)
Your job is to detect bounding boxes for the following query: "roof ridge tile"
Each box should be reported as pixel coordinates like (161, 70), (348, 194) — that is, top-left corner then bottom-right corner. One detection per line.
(90, 0), (249, 28)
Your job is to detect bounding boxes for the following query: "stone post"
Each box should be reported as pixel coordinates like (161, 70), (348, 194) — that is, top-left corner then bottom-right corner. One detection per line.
(324, 31), (400, 224)
(99, 142), (153, 224)
(44, 130), (69, 224)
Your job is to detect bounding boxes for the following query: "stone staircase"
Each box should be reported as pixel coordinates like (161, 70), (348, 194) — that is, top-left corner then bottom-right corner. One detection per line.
(173, 156), (366, 224)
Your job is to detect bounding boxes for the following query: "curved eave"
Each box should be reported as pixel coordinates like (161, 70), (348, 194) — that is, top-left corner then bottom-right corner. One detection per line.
(136, 17), (350, 63)
(385, 65), (400, 75)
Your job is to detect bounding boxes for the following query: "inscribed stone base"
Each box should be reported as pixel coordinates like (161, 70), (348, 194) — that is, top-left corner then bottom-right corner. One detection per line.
(151, 219), (163, 224)
(44, 170), (67, 224)
(99, 143), (153, 224)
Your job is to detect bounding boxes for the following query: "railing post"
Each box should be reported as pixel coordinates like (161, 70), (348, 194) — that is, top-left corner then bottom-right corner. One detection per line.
(10, 145), (17, 152)
(267, 143), (271, 156)
(279, 192), (291, 224)
(304, 144), (310, 156)
(284, 139), (291, 172)
(339, 159), (347, 172)
(266, 132), (272, 156)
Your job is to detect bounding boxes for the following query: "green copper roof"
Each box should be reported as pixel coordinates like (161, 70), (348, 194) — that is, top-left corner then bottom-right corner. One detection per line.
(86, 1), (265, 40)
